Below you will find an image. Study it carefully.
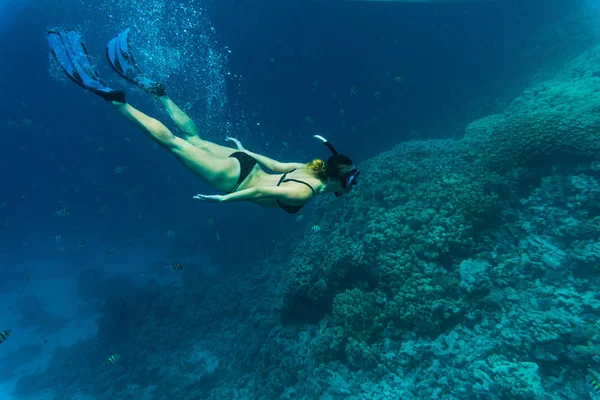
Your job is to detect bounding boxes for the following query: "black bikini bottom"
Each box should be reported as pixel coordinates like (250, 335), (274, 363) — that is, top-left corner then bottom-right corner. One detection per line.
(229, 152), (258, 193)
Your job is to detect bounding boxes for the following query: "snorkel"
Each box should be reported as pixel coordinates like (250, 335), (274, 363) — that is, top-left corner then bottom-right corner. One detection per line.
(313, 135), (360, 197)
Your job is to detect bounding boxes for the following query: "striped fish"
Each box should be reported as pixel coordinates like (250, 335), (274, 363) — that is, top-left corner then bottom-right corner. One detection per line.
(589, 369), (600, 395)
(53, 207), (70, 217)
(589, 376), (600, 394)
(168, 263), (183, 272)
(0, 330), (11, 344)
(105, 354), (120, 365)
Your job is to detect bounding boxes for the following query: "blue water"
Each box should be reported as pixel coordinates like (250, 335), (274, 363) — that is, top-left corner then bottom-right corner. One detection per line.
(0, 0), (595, 398)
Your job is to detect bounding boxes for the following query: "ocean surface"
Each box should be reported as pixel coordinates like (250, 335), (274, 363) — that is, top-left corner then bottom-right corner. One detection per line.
(1, 0), (599, 398)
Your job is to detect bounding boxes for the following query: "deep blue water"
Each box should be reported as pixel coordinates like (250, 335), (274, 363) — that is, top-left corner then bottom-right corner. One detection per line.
(0, 0), (577, 268)
(0, 0), (588, 397)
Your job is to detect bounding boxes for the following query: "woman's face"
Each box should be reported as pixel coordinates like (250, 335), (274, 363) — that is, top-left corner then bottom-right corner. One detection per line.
(329, 164), (358, 193)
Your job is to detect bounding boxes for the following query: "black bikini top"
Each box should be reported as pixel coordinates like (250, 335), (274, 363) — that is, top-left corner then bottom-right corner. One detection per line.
(276, 169), (315, 214)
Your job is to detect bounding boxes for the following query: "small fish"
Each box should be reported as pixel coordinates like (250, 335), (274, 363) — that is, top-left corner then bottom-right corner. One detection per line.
(52, 235), (62, 244)
(104, 354), (120, 365)
(97, 146), (105, 152)
(167, 263), (183, 272)
(216, 231), (221, 242)
(97, 205), (109, 213)
(349, 86), (358, 95)
(311, 225), (321, 233)
(136, 212), (143, 220)
(589, 375), (600, 395)
(0, 330), (10, 344)
(113, 166), (127, 174)
(295, 215), (304, 222)
(373, 91), (380, 99)
(207, 218), (214, 225)
(0, 221), (9, 229)
(53, 207), (70, 217)
(107, 248), (116, 255)
(56, 247), (65, 252)
(77, 240), (86, 248)
(124, 185), (143, 196)
(165, 230), (176, 239)
(393, 76), (404, 84)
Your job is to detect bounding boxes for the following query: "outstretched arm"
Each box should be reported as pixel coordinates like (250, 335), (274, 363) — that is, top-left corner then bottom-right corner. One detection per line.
(194, 186), (312, 203)
(226, 137), (305, 173)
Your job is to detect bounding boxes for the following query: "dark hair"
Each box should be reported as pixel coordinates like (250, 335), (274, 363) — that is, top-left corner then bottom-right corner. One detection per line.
(325, 154), (354, 178)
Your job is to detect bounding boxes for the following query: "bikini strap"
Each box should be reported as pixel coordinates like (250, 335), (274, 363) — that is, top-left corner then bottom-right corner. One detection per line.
(278, 169), (296, 185)
(277, 169), (315, 194)
(283, 179), (315, 194)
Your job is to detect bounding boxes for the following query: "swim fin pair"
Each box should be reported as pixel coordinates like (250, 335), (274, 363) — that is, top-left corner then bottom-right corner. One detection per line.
(47, 28), (165, 102)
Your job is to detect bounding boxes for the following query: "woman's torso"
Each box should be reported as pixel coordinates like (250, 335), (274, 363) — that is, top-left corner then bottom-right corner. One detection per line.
(241, 165), (322, 209)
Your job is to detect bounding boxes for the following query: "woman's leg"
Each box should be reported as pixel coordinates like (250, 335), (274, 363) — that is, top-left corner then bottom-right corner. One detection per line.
(158, 97), (237, 158)
(111, 101), (240, 193)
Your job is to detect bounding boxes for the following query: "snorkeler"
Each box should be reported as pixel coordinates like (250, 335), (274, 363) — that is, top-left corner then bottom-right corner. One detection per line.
(47, 28), (360, 214)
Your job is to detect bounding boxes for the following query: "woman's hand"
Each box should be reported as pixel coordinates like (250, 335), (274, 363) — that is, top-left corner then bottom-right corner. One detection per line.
(226, 137), (246, 151)
(193, 194), (224, 202)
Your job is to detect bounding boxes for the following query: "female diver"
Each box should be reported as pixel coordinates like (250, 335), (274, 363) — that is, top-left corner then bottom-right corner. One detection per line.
(47, 28), (360, 213)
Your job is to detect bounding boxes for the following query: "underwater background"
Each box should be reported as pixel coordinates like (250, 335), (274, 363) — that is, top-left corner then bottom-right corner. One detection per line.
(2, 0), (600, 398)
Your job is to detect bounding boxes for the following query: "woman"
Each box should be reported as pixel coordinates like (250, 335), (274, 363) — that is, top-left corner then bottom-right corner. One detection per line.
(47, 28), (360, 213)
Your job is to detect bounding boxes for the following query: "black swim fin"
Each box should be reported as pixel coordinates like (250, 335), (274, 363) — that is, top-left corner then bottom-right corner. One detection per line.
(106, 29), (166, 97)
(47, 29), (125, 103)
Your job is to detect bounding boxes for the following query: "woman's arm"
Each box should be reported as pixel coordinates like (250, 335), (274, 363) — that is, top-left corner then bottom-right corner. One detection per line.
(193, 186), (312, 203)
(244, 150), (305, 173)
(226, 137), (305, 173)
